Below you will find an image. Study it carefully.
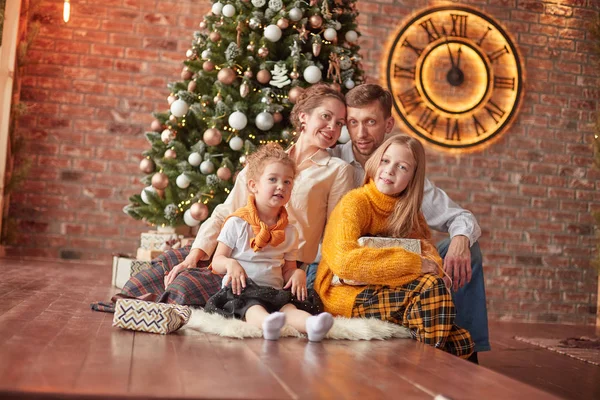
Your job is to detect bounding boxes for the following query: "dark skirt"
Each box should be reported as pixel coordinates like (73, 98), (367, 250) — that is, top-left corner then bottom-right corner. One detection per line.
(205, 278), (323, 320)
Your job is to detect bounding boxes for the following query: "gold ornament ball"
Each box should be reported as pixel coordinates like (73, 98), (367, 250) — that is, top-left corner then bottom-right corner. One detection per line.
(247, 42), (255, 52)
(151, 172), (169, 190)
(257, 46), (269, 58)
(190, 202), (209, 221)
(209, 31), (221, 42)
(199, 21), (207, 30)
(181, 68), (193, 80)
(155, 189), (165, 199)
(257, 69), (272, 84)
(204, 128), (222, 146)
(290, 70), (299, 80)
(188, 80), (197, 92)
(217, 67), (236, 85)
(169, 115), (177, 122)
(164, 149), (177, 159)
(309, 15), (323, 29)
(244, 69), (254, 78)
(288, 86), (304, 104)
(277, 18), (289, 29)
(139, 158), (155, 174)
(273, 112), (283, 124)
(217, 166), (232, 181)
(150, 119), (162, 132)
(213, 93), (223, 103)
(203, 61), (215, 72)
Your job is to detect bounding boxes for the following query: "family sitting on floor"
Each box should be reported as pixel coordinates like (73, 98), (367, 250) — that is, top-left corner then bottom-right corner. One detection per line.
(99, 83), (489, 362)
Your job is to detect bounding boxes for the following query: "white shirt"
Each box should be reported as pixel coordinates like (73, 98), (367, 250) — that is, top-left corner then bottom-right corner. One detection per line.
(192, 147), (355, 263)
(217, 217), (298, 289)
(328, 141), (482, 246)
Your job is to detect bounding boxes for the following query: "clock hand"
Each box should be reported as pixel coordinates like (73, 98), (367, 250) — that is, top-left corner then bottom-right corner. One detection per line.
(456, 46), (462, 69)
(442, 28), (456, 68)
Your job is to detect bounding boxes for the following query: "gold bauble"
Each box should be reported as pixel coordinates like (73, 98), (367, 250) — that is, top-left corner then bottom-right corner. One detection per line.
(273, 112), (283, 124)
(151, 172), (169, 190)
(277, 18), (289, 29)
(209, 31), (221, 42)
(181, 68), (193, 80)
(199, 21), (207, 30)
(257, 46), (269, 58)
(257, 69), (272, 84)
(188, 80), (197, 92)
(244, 68), (253, 78)
(217, 67), (236, 85)
(288, 86), (304, 104)
(217, 166), (232, 181)
(203, 61), (215, 72)
(139, 158), (155, 174)
(190, 202), (209, 221)
(150, 119), (162, 132)
(289, 70), (300, 80)
(247, 42), (256, 52)
(213, 93), (223, 103)
(309, 15), (323, 29)
(203, 128), (223, 146)
(164, 149), (177, 159)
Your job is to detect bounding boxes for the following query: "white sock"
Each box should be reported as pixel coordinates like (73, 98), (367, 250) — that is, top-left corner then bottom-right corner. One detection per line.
(306, 312), (334, 342)
(262, 312), (286, 341)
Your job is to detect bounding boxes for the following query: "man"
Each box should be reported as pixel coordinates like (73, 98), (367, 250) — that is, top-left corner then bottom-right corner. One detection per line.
(309, 83), (489, 362)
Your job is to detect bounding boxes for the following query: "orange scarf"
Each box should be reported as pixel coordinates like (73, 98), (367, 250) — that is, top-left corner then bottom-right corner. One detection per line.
(226, 195), (288, 252)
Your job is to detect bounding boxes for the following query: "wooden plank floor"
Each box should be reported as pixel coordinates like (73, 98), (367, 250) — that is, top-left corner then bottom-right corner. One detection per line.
(0, 259), (594, 399)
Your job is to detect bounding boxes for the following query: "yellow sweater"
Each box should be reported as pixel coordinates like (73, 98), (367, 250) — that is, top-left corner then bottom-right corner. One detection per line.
(315, 180), (443, 317)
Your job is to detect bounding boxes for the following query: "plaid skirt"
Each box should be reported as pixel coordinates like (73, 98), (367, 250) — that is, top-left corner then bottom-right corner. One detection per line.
(352, 274), (474, 359)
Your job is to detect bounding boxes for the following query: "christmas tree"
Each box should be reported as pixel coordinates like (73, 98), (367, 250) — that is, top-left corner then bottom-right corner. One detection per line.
(124, 0), (364, 229)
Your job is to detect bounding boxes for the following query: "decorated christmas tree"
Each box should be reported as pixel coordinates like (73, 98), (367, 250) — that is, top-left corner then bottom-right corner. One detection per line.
(124, 0), (364, 229)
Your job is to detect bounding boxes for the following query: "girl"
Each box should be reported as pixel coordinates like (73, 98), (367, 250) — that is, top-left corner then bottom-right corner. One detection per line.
(314, 134), (474, 358)
(205, 143), (334, 341)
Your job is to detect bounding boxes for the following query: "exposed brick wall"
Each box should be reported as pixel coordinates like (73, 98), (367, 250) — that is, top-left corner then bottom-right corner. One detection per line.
(7, 0), (600, 324)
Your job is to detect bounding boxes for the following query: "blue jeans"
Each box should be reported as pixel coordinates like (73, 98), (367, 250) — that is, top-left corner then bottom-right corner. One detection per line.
(305, 239), (490, 353)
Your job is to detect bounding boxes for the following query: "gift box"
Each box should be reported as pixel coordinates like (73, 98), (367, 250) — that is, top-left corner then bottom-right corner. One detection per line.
(331, 237), (422, 286)
(136, 247), (164, 261)
(112, 298), (191, 335)
(140, 230), (183, 251)
(112, 256), (152, 289)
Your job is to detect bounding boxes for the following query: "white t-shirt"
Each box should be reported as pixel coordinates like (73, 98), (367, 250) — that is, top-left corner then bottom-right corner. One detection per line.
(217, 216), (299, 290)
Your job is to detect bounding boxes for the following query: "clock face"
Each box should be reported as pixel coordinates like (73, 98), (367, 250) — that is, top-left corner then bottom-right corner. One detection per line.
(384, 6), (523, 150)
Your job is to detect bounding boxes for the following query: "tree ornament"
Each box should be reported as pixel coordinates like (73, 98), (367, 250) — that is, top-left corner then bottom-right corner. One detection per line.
(244, 68), (253, 78)
(339, 125), (350, 144)
(141, 186), (157, 204)
(161, 129), (175, 144)
(181, 68), (193, 80)
(251, 0), (266, 7)
(288, 86), (304, 103)
(246, 42), (256, 52)
(309, 15), (323, 29)
(327, 52), (342, 83)
(303, 65), (322, 84)
(176, 174), (191, 189)
(188, 152), (202, 166)
(334, 21), (342, 30)
(151, 119), (162, 132)
(268, 0), (283, 12)
(257, 69), (272, 84)
(217, 166), (232, 181)
(240, 80), (250, 98)
(201, 49), (212, 59)
(249, 18), (261, 30)
(213, 92), (223, 104)
(324, 28), (337, 41)
(187, 80), (197, 92)
(264, 25), (282, 42)
(169, 115), (177, 122)
(151, 172), (169, 190)
(344, 78), (355, 89)
(209, 31), (221, 42)
(239, 155), (247, 165)
(215, 18), (224, 28)
(164, 149), (177, 159)
(186, 49), (194, 58)
(339, 56), (352, 70)
(222, 4), (235, 17)
(217, 67), (236, 84)
(273, 112), (283, 124)
(212, 2), (223, 15)
(229, 136), (244, 151)
(140, 158), (155, 174)
(190, 202), (209, 221)
(257, 46), (269, 58)
(277, 18), (289, 29)
(203, 61), (215, 72)
(170, 99), (189, 117)
(345, 30), (358, 43)
(228, 111), (248, 130)
(167, 95), (176, 105)
(199, 21), (207, 30)
(164, 204), (178, 221)
(200, 160), (215, 174)
(281, 129), (292, 140)
(183, 209), (201, 227)
(269, 64), (291, 88)
(289, 7), (303, 21)
(203, 128), (222, 146)
(255, 112), (275, 131)
(290, 69), (299, 80)
(312, 41), (322, 56)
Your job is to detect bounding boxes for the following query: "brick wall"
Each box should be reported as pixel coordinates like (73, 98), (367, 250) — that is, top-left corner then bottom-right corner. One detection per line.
(7, 0), (600, 324)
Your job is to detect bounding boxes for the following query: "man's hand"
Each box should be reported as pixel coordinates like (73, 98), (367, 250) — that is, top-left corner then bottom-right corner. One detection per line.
(164, 248), (207, 288)
(284, 269), (307, 301)
(224, 260), (247, 296)
(443, 235), (471, 291)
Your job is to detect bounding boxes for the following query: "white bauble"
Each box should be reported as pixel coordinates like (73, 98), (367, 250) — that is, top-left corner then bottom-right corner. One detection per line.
(289, 7), (303, 21)
(176, 174), (191, 189)
(264, 25), (282, 42)
(303, 65), (322, 84)
(229, 136), (244, 151)
(211, 2), (223, 15)
(186, 49), (194, 58)
(184, 209), (201, 227)
(200, 160), (215, 174)
(338, 125), (350, 144)
(255, 112), (275, 131)
(201, 50), (212, 60)
(141, 186), (157, 204)
(170, 99), (189, 118)
(161, 129), (175, 143)
(334, 21), (341, 30)
(188, 152), (202, 166)
(222, 4), (235, 17)
(228, 111), (248, 130)
(345, 30), (358, 43)
(344, 79), (355, 89)
(323, 28), (337, 41)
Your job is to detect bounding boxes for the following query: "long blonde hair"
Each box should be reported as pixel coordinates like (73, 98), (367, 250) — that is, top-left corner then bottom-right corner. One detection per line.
(363, 134), (428, 238)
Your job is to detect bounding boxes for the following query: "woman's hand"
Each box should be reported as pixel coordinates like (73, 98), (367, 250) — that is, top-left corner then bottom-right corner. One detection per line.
(164, 248), (207, 288)
(224, 260), (247, 295)
(421, 258), (438, 275)
(284, 269), (307, 301)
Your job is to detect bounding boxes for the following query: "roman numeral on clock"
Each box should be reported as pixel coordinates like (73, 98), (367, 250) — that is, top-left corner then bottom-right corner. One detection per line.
(417, 107), (439, 135)
(488, 45), (509, 63)
(393, 64), (416, 79)
(446, 118), (460, 141)
(420, 18), (441, 42)
(477, 26), (492, 46)
(401, 39), (424, 56)
(450, 14), (468, 37)
(397, 87), (422, 115)
(485, 100), (506, 123)
(472, 115), (487, 136)
(494, 76), (515, 90)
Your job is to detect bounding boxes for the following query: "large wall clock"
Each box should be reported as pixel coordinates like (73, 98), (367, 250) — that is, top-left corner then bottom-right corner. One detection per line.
(384, 5), (524, 150)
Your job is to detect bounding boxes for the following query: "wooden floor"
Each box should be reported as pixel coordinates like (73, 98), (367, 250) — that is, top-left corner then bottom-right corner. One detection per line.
(0, 259), (597, 399)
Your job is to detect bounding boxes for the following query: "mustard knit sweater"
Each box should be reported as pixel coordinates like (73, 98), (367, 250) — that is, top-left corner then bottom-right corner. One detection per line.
(314, 180), (443, 317)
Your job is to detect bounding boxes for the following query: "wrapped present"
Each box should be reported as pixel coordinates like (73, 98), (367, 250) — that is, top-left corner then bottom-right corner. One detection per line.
(140, 230), (183, 251)
(332, 237), (422, 286)
(112, 256), (152, 289)
(136, 247), (163, 261)
(113, 298), (191, 334)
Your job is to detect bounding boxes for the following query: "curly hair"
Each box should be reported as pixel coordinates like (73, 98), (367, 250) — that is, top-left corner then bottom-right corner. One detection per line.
(289, 83), (346, 132)
(246, 142), (297, 182)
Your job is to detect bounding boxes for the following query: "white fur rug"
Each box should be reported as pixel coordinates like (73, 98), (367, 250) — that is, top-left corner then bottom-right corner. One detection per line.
(183, 308), (411, 340)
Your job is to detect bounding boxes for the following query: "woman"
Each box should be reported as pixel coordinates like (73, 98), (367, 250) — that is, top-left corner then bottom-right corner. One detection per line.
(314, 134), (474, 358)
(118, 84), (354, 307)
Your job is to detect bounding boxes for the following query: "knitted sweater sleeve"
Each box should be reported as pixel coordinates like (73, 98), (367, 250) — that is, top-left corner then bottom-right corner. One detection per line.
(321, 193), (422, 286)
